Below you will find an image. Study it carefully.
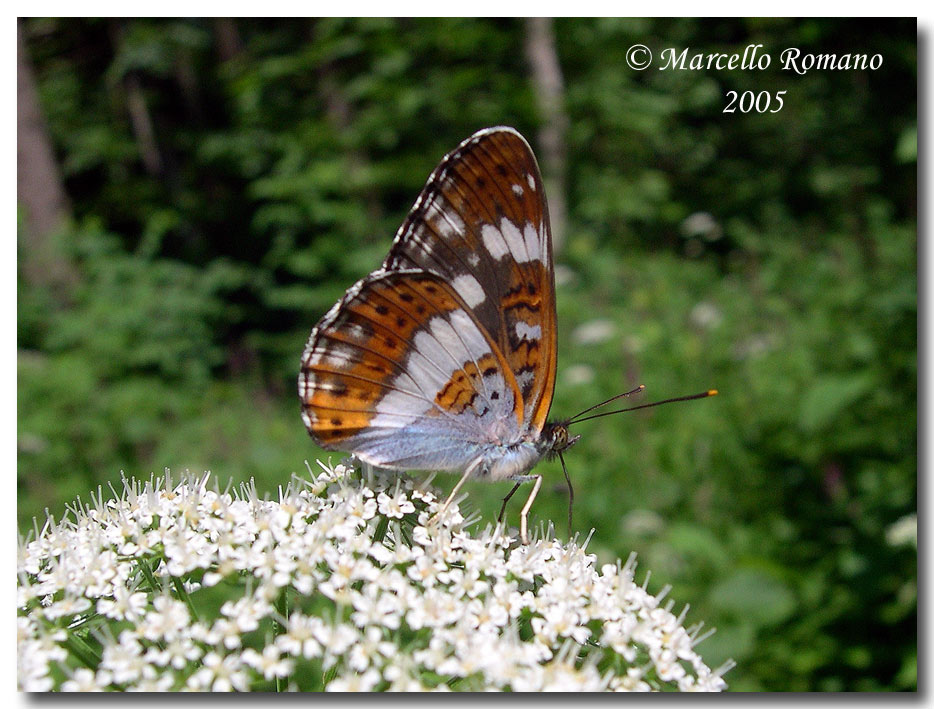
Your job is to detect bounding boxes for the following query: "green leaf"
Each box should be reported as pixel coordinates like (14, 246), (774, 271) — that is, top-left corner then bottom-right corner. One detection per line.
(798, 374), (877, 433)
(708, 569), (796, 627)
(895, 125), (917, 163)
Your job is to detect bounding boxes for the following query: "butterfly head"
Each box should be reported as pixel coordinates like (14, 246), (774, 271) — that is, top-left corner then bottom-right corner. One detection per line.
(544, 422), (581, 457)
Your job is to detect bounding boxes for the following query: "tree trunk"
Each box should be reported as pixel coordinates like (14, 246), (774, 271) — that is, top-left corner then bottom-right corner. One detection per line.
(17, 20), (77, 298)
(108, 20), (163, 178)
(213, 18), (244, 63)
(524, 17), (569, 254)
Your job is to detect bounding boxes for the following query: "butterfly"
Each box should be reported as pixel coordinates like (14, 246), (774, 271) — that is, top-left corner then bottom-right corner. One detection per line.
(299, 127), (715, 543)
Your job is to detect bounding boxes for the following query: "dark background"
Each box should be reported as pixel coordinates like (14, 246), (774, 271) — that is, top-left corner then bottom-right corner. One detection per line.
(17, 18), (917, 691)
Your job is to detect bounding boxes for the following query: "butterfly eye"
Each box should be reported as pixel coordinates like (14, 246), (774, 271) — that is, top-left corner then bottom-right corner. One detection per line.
(550, 426), (580, 453)
(553, 426), (567, 449)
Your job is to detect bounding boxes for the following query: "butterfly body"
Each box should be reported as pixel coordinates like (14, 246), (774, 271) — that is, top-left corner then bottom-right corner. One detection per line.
(300, 126), (569, 540)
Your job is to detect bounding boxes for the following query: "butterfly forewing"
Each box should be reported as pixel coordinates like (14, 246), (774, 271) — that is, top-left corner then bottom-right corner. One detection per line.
(383, 127), (558, 434)
(299, 269), (524, 471)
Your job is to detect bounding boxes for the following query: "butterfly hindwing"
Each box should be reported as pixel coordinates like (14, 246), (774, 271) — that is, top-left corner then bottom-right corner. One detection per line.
(383, 127), (558, 434)
(299, 269), (524, 471)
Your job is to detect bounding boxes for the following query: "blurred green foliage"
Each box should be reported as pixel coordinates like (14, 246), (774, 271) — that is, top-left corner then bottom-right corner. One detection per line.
(18, 18), (915, 691)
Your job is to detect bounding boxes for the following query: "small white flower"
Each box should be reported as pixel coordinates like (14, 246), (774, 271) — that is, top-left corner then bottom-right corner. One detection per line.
(61, 668), (108, 692)
(43, 595), (91, 620)
(220, 595), (271, 633)
(344, 489), (379, 524)
(145, 635), (202, 669)
(610, 667), (651, 692)
(350, 586), (402, 630)
(137, 595), (190, 642)
(886, 513), (917, 547)
(406, 554), (445, 587)
(348, 627), (396, 672)
(572, 318), (616, 345)
(28, 624), (67, 663)
(204, 617), (246, 650)
(326, 668), (381, 692)
(531, 601), (590, 645)
(439, 566), (486, 599)
(562, 363), (595, 386)
(276, 612), (323, 659)
(242, 645), (294, 680)
(101, 630), (154, 685)
(126, 674), (175, 691)
(18, 641), (55, 691)
(97, 585), (148, 621)
(316, 622), (359, 661)
(368, 539), (414, 566)
(376, 487), (415, 519)
(189, 651), (249, 692)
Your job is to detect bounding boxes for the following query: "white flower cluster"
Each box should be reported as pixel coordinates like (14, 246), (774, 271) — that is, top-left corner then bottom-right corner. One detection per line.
(17, 462), (733, 692)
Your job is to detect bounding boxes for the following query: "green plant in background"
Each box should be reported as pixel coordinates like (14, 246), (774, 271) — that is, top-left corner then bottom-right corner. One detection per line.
(18, 18), (915, 691)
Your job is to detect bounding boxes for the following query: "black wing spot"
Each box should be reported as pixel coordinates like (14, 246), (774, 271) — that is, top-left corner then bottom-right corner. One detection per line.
(400, 292), (414, 302)
(483, 366), (498, 377)
(375, 305), (389, 316)
(330, 417), (342, 426)
(495, 163), (508, 177)
(476, 175), (487, 188)
(491, 391), (500, 400)
(396, 316), (406, 327)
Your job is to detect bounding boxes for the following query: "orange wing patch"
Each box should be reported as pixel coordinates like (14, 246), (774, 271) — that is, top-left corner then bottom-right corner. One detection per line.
(301, 275), (452, 448)
(300, 270), (523, 450)
(435, 353), (509, 416)
(501, 258), (556, 431)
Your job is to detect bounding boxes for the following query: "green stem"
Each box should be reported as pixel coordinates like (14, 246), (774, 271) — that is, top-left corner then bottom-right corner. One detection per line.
(171, 576), (198, 622)
(63, 632), (101, 670)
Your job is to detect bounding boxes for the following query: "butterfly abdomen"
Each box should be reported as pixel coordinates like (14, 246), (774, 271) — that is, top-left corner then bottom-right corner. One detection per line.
(480, 439), (550, 481)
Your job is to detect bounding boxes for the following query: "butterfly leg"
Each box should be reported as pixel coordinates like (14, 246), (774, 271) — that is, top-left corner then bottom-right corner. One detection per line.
(429, 458), (482, 529)
(519, 474), (543, 545)
(497, 482), (522, 525)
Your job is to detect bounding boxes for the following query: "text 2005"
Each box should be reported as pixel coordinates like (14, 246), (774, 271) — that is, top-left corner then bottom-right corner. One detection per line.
(724, 90), (786, 113)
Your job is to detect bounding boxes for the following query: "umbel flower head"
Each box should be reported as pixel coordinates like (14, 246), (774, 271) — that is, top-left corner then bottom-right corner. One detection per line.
(17, 461), (733, 692)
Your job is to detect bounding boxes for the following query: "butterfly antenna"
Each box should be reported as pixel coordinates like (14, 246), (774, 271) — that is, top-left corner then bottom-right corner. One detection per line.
(569, 390), (718, 426)
(559, 451), (573, 538)
(568, 385), (646, 423)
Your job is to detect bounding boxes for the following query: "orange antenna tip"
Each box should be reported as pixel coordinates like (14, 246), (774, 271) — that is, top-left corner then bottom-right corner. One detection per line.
(708, 389), (718, 396)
